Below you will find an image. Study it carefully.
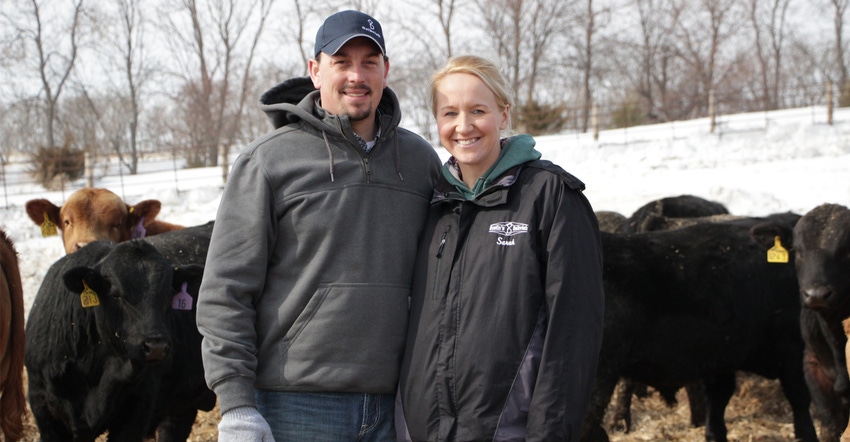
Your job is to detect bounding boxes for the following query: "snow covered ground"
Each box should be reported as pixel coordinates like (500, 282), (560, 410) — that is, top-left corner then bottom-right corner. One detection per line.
(2, 105), (849, 315)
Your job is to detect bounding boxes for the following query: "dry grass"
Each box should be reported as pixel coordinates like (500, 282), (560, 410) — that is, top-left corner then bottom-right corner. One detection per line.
(13, 371), (818, 441)
(607, 373), (816, 442)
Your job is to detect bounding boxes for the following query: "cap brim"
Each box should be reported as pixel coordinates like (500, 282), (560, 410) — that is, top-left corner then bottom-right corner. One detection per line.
(319, 34), (385, 57)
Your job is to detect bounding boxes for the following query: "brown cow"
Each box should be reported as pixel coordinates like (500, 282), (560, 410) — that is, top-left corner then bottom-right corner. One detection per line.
(843, 318), (850, 442)
(25, 188), (185, 254)
(843, 317), (850, 442)
(0, 228), (26, 441)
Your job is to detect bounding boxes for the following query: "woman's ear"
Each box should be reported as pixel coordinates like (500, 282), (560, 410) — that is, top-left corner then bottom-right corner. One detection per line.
(500, 104), (511, 131)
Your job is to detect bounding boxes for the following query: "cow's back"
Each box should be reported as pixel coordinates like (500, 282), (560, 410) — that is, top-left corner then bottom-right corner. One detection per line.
(142, 221), (213, 267)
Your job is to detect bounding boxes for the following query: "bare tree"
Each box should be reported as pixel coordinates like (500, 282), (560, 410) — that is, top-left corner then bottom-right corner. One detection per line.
(671, 0), (742, 117)
(159, 0), (276, 173)
(475, 0), (572, 132)
(2, 0), (87, 150)
(829, 0), (850, 99)
(569, 0), (611, 132)
(627, 0), (682, 122)
(388, 0), (463, 141)
(83, 0), (152, 174)
(748, 0), (791, 110)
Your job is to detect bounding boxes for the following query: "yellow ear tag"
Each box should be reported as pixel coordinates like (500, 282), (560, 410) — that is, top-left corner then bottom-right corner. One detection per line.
(80, 280), (101, 308)
(767, 236), (789, 263)
(40, 212), (58, 237)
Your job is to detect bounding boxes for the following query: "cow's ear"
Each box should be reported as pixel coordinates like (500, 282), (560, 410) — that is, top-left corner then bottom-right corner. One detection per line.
(749, 222), (794, 252)
(172, 264), (205, 295)
(130, 200), (163, 225)
(63, 266), (109, 296)
(25, 199), (61, 227)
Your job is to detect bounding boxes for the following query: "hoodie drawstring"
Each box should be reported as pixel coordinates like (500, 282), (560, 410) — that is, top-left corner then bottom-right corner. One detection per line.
(322, 127), (405, 183)
(321, 130), (335, 182)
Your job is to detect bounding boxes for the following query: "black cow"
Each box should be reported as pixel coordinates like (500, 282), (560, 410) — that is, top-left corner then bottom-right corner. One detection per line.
(595, 211), (628, 234)
(609, 196), (733, 432)
(624, 194), (729, 233)
(582, 219), (817, 442)
(753, 203), (850, 441)
(25, 231), (214, 441)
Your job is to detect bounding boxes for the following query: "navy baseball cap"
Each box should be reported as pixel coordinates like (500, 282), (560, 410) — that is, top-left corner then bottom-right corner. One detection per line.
(314, 10), (386, 58)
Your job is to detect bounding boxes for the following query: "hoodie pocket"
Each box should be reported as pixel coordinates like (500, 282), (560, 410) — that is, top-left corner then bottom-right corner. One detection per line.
(281, 283), (411, 390)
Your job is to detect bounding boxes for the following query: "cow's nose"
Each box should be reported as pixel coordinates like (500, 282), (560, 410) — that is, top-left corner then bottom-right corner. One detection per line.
(73, 241), (89, 252)
(803, 285), (833, 309)
(142, 338), (170, 362)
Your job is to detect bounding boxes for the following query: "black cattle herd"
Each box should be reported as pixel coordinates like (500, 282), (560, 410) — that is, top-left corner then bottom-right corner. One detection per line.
(1, 196), (849, 441)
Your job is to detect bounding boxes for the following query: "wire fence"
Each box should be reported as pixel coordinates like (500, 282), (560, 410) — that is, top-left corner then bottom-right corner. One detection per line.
(0, 80), (844, 209)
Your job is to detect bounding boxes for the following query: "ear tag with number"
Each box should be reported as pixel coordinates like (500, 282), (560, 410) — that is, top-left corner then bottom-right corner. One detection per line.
(767, 236), (789, 263)
(80, 280), (101, 308)
(172, 282), (193, 311)
(40, 213), (58, 237)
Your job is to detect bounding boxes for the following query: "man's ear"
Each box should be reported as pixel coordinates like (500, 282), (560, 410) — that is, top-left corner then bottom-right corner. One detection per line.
(382, 58), (390, 89)
(309, 58), (322, 89)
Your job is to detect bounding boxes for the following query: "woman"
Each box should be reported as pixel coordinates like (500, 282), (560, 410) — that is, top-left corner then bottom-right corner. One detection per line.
(397, 55), (605, 441)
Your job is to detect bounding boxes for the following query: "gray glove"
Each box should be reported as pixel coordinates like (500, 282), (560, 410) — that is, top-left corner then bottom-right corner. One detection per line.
(218, 406), (275, 442)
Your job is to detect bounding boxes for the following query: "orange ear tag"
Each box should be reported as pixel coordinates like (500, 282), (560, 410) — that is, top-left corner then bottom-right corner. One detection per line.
(40, 212), (58, 237)
(80, 280), (101, 308)
(767, 236), (789, 263)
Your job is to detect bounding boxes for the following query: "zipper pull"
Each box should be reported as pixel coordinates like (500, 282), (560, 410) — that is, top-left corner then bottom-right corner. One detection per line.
(436, 228), (449, 258)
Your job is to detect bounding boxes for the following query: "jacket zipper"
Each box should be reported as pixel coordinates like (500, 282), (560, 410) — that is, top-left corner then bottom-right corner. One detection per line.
(432, 225), (450, 300)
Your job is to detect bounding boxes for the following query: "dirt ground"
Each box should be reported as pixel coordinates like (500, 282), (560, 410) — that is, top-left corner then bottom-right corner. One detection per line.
(15, 371), (822, 441)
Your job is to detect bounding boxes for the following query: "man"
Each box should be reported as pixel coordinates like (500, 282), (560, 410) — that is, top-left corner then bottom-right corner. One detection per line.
(196, 10), (441, 441)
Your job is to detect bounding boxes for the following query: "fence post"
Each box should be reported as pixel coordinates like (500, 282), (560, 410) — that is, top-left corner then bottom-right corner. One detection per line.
(709, 90), (716, 133)
(1, 160), (7, 209)
(827, 80), (834, 125)
(592, 102), (599, 141)
(84, 151), (94, 188)
(220, 144), (228, 184)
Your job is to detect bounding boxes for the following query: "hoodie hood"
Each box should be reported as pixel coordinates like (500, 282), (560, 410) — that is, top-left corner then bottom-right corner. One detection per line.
(442, 134), (542, 200)
(258, 76), (403, 138)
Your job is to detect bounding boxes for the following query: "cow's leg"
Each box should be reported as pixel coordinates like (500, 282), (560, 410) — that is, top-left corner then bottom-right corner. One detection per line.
(802, 317), (846, 442)
(703, 372), (735, 442)
(684, 381), (706, 427)
(777, 351), (819, 442)
(155, 409), (199, 442)
(27, 381), (75, 441)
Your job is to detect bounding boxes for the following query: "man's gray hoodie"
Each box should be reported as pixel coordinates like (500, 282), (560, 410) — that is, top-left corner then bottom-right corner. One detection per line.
(197, 76), (441, 414)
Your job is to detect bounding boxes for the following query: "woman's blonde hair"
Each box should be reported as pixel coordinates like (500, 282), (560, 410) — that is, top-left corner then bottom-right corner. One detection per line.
(430, 55), (514, 132)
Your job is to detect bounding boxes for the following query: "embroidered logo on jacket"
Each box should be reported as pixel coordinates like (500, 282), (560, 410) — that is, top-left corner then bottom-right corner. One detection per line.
(489, 221), (529, 246)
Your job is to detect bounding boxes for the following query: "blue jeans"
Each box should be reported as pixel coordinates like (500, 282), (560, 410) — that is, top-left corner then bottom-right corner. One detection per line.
(255, 390), (396, 442)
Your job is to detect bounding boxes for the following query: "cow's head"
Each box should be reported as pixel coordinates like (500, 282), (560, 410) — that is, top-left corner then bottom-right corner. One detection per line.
(62, 240), (204, 363)
(791, 204), (850, 315)
(25, 188), (164, 254)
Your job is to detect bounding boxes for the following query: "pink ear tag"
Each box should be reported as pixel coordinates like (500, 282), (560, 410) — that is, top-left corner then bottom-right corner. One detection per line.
(132, 217), (147, 239)
(172, 282), (193, 311)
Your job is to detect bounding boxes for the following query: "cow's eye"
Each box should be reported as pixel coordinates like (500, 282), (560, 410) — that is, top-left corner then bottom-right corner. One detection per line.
(64, 219), (71, 227)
